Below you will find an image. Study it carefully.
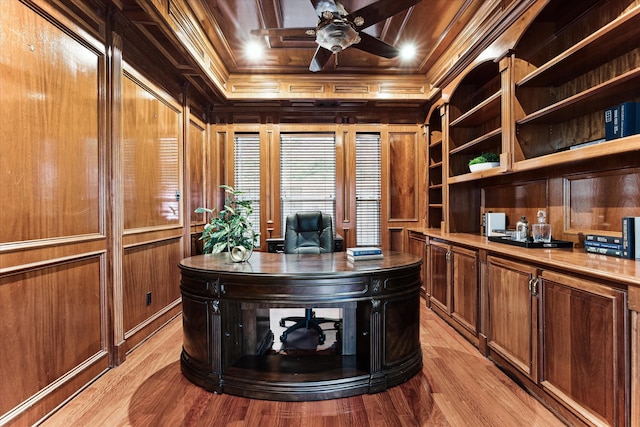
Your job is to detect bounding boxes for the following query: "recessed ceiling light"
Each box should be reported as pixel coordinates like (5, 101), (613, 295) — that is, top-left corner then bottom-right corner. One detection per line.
(400, 44), (417, 61)
(244, 40), (264, 61)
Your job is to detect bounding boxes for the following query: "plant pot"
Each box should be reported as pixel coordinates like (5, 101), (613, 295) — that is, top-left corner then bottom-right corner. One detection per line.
(469, 161), (499, 173)
(227, 230), (255, 262)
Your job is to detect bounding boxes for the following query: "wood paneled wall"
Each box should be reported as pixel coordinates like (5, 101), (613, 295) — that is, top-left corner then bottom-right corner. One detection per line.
(0, 2), (185, 425)
(0, 2), (425, 425)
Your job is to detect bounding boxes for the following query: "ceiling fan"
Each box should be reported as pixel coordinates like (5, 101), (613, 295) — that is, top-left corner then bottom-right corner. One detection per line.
(250, 0), (421, 72)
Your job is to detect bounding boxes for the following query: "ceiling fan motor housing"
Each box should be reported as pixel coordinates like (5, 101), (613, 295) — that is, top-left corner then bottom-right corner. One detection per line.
(315, 17), (360, 52)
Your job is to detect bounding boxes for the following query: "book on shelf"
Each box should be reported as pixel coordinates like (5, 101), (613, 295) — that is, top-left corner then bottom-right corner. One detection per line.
(605, 105), (619, 140)
(346, 247), (382, 256)
(604, 102), (640, 140)
(584, 240), (623, 250)
(567, 138), (605, 151)
(585, 234), (622, 245)
(347, 253), (384, 261)
(585, 246), (623, 257)
(622, 216), (640, 259)
(619, 102), (640, 137)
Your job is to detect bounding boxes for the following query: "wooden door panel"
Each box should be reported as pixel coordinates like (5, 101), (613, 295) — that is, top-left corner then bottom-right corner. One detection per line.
(451, 246), (478, 335)
(0, 0), (101, 244)
(540, 271), (627, 427)
(487, 256), (538, 380)
(428, 241), (449, 313)
(122, 75), (181, 230)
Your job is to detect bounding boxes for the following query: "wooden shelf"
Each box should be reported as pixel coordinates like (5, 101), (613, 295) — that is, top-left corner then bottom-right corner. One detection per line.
(447, 165), (505, 184)
(450, 91), (501, 127)
(450, 128), (501, 155)
(517, 5), (640, 87)
(517, 67), (640, 126)
(513, 134), (640, 172)
(429, 161), (443, 169)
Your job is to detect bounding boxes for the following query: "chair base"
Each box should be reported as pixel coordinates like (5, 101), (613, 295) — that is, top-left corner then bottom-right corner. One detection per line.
(280, 309), (341, 345)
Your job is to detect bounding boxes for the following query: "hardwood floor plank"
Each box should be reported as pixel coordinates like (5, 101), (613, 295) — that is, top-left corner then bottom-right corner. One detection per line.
(41, 302), (567, 426)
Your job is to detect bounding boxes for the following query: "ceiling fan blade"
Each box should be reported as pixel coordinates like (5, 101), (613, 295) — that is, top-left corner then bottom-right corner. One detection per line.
(250, 28), (314, 38)
(309, 46), (333, 72)
(353, 32), (399, 58)
(348, 0), (421, 29)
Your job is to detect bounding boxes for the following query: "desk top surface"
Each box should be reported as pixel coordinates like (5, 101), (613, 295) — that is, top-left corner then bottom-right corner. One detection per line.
(179, 251), (421, 277)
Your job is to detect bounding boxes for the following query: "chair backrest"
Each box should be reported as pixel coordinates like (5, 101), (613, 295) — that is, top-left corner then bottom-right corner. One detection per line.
(284, 211), (334, 254)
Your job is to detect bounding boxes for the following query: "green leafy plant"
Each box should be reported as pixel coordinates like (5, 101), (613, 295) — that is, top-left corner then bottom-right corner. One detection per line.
(195, 185), (259, 254)
(468, 152), (500, 166)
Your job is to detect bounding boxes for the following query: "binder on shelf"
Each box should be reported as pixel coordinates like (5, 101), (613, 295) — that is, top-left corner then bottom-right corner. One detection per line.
(604, 102), (640, 140)
(622, 217), (639, 259)
(605, 105), (619, 140)
(346, 247), (382, 256)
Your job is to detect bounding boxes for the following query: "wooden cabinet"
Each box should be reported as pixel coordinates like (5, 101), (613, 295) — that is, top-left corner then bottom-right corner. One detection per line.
(540, 270), (628, 427)
(407, 231), (427, 298)
(485, 253), (629, 426)
(428, 239), (479, 344)
(486, 255), (540, 382)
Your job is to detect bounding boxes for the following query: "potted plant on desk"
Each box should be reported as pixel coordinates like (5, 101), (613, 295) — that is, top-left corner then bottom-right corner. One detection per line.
(468, 152), (500, 172)
(195, 185), (259, 262)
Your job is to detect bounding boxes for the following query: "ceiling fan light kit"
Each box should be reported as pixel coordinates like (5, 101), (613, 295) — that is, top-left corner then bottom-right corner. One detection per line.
(250, 0), (421, 72)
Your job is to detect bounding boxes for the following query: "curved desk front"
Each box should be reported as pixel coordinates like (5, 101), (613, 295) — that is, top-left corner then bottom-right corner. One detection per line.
(179, 251), (422, 401)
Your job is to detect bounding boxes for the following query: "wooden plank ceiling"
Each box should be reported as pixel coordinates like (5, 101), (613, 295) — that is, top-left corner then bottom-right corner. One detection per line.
(115, 0), (517, 123)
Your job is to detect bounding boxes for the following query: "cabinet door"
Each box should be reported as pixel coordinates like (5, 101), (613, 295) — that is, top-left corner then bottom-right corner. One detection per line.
(487, 256), (539, 381)
(451, 246), (478, 336)
(428, 240), (450, 313)
(540, 271), (627, 427)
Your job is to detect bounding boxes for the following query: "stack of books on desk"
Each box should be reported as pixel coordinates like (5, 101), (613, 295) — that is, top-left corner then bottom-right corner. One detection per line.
(584, 217), (640, 259)
(346, 247), (383, 261)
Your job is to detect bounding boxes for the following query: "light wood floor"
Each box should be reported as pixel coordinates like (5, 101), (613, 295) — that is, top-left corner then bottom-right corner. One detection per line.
(42, 302), (567, 426)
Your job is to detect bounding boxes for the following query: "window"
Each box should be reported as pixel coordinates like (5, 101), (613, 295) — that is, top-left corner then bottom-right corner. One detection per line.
(355, 133), (381, 246)
(280, 134), (336, 227)
(234, 133), (260, 245)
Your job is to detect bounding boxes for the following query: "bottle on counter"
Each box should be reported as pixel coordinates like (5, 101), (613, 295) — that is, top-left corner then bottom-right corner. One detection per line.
(532, 210), (552, 243)
(515, 216), (529, 241)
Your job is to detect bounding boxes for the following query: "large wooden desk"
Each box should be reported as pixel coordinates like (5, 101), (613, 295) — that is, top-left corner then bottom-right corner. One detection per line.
(179, 251), (422, 401)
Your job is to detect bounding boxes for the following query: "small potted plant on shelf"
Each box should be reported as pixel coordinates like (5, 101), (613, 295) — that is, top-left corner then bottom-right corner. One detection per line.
(195, 185), (259, 262)
(468, 152), (500, 172)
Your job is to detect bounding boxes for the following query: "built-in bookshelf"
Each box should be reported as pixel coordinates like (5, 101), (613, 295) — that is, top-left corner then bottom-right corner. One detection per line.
(438, 0), (640, 237)
(426, 101), (444, 229)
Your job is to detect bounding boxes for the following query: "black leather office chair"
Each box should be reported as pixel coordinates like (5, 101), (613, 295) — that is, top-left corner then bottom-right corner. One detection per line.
(280, 211), (341, 344)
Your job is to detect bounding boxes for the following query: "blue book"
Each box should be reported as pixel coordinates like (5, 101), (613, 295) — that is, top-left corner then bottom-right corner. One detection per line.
(347, 247), (382, 256)
(584, 240), (623, 250)
(585, 246), (623, 257)
(619, 102), (640, 137)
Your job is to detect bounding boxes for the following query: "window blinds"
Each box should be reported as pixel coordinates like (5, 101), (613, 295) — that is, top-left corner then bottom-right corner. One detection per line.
(234, 134), (261, 245)
(280, 134), (336, 227)
(355, 133), (381, 246)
